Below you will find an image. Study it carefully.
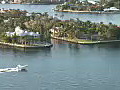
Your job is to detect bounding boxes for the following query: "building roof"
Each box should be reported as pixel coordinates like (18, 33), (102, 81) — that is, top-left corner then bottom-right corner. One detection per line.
(6, 26), (40, 37)
(88, 1), (97, 4)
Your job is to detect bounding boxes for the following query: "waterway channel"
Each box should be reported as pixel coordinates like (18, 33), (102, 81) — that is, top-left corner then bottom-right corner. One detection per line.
(0, 4), (120, 25)
(1, 39), (120, 90)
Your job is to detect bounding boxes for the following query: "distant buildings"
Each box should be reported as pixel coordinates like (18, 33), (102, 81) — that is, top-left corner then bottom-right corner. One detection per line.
(5, 26), (41, 45)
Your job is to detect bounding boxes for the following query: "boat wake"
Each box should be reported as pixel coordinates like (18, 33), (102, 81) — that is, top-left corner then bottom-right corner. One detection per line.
(0, 65), (28, 73)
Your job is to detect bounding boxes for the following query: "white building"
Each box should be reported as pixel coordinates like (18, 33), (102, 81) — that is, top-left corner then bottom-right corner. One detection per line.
(6, 26), (40, 37)
(104, 7), (120, 12)
(88, 1), (97, 4)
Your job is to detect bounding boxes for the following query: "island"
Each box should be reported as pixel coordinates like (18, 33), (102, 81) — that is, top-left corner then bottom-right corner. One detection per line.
(54, 0), (120, 14)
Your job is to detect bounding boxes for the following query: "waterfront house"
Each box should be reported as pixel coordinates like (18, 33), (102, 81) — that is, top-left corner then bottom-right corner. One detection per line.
(5, 26), (40, 45)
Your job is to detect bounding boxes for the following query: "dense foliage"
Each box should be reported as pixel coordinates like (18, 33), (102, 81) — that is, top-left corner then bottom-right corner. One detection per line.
(105, 0), (120, 9)
(0, 12), (54, 43)
(0, 11), (120, 43)
(53, 19), (120, 40)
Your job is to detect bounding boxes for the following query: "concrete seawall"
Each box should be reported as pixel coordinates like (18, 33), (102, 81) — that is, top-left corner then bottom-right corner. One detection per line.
(52, 37), (120, 44)
(54, 10), (120, 14)
(0, 42), (53, 48)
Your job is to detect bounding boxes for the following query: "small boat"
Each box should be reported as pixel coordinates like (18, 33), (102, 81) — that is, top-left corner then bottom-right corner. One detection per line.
(0, 65), (28, 72)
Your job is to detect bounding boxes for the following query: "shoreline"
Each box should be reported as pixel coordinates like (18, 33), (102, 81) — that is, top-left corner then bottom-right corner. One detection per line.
(0, 42), (53, 48)
(54, 9), (120, 14)
(53, 37), (120, 44)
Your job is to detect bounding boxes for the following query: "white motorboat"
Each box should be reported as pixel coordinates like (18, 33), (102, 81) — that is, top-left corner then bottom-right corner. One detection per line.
(0, 65), (28, 72)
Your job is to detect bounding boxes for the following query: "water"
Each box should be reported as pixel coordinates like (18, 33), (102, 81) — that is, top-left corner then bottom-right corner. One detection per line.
(0, 4), (120, 25)
(1, 40), (120, 90)
(0, 4), (120, 90)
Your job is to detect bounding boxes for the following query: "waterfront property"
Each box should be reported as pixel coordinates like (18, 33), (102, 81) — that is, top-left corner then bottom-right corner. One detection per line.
(50, 19), (120, 44)
(0, 26), (52, 48)
(54, 0), (120, 14)
(0, 10), (55, 48)
(5, 26), (40, 45)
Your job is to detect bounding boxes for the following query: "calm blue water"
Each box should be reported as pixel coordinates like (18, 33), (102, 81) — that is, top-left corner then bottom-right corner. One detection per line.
(0, 4), (120, 90)
(0, 4), (120, 25)
(1, 40), (120, 90)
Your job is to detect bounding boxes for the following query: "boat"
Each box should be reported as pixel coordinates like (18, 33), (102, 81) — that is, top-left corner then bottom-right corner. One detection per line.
(0, 65), (28, 72)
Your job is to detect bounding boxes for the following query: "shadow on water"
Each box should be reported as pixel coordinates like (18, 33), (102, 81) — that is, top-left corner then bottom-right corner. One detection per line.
(52, 39), (120, 51)
(95, 42), (120, 50)
(68, 42), (120, 49)
(0, 46), (52, 57)
(68, 43), (81, 53)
